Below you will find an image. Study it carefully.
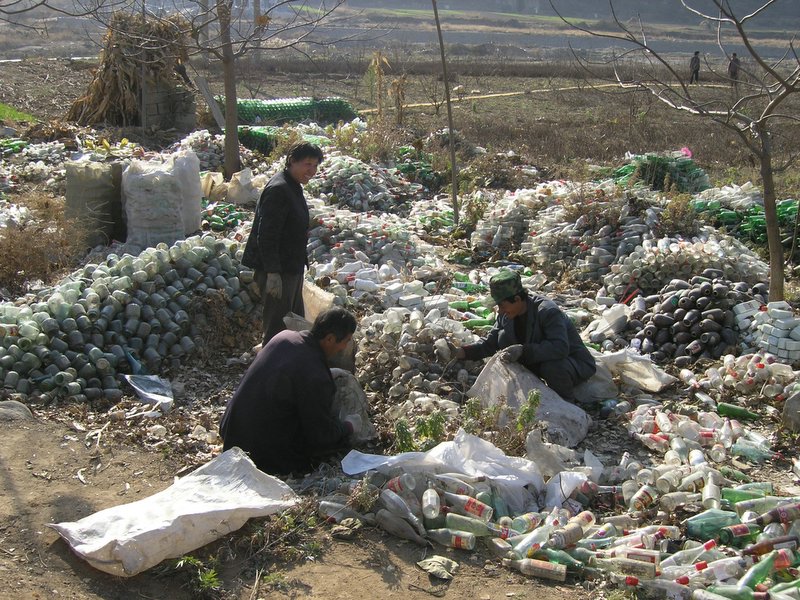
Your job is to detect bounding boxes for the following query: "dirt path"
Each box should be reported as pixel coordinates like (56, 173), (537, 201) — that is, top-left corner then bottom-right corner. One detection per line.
(0, 416), (592, 600)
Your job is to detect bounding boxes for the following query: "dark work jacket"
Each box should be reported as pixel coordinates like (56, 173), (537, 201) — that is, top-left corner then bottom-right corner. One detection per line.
(219, 330), (350, 475)
(462, 294), (596, 382)
(241, 169), (309, 274)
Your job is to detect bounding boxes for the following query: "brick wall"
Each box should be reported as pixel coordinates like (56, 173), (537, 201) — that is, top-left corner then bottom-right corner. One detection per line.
(142, 82), (196, 132)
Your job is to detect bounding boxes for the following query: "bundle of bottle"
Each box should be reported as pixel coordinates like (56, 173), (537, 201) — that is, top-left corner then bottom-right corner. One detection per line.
(601, 234), (767, 302)
(307, 153), (423, 213)
(589, 272), (767, 365)
(317, 466), (800, 598)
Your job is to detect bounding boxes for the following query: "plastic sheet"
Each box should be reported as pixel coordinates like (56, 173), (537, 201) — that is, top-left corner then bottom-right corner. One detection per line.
(49, 448), (298, 576)
(467, 355), (592, 448)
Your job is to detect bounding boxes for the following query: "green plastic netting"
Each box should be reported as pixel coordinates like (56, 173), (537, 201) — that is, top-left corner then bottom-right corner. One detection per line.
(219, 96), (358, 126)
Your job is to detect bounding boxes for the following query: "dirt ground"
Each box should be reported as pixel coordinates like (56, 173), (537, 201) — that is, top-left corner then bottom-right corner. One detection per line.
(0, 414), (594, 600)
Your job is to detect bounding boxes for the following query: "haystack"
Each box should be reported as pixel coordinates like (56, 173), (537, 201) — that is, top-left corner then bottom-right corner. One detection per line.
(67, 13), (191, 126)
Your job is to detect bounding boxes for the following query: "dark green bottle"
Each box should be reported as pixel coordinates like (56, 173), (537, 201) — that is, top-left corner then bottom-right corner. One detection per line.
(718, 523), (761, 547)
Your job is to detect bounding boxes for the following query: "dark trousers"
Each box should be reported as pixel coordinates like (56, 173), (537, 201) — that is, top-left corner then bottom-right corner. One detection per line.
(690, 69), (699, 84)
(255, 271), (305, 346)
(530, 357), (594, 402)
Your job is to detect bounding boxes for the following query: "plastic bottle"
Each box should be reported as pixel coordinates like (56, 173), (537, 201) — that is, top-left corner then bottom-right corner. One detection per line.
(422, 484), (441, 519)
(426, 528), (476, 550)
(502, 558), (567, 582)
(443, 491), (493, 522)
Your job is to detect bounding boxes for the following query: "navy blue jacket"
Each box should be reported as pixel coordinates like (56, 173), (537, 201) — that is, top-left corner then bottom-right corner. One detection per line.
(219, 330), (350, 474)
(462, 294), (596, 381)
(241, 169), (309, 274)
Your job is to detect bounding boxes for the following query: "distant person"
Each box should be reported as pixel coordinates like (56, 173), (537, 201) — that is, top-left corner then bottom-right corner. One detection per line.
(241, 141), (324, 346)
(219, 308), (363, 476)
(453, 270), (596, 402)
(728, 53), (741, 89)
(689, 51), (701, 84)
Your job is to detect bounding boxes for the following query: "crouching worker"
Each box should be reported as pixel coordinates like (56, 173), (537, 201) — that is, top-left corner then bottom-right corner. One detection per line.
(219, 307), (363, 476)
(454, 270), (596, 402)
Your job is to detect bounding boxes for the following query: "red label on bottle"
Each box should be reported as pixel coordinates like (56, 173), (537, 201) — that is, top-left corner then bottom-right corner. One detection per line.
(727, 524), (751, 537)
(499, 527), (511, 540)
(464, 497), (485, 517)
(453, 535), (467, 549)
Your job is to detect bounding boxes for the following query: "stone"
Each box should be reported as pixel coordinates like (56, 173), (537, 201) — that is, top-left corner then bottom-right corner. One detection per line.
(0, 400), (34, 421)
(782, 390), (800, 432)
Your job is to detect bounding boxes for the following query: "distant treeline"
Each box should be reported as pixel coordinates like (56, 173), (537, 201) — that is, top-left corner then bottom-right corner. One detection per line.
(346, 0), (800, 28)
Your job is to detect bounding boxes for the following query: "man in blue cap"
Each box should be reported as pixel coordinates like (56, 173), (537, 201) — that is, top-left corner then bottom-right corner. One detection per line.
(454, 270), (596, 402)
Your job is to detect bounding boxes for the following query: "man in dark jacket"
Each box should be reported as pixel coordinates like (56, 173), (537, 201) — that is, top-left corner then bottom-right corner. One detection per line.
(219, 307), (362, 476)
(241, 142), (324, 345)
(455, 270), (596, 402)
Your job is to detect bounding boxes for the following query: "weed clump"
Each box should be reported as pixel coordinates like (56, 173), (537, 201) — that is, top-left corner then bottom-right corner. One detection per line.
(0, 193), (89, 296)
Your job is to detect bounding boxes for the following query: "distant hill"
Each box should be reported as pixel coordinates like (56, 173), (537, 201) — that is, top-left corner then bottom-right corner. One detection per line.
(346, 0), (800, 29)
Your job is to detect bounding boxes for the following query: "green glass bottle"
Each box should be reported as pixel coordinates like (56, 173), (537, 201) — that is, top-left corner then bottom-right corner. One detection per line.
(718, 523), (761, 547)
(683, 509), (740, 541)
(707, 584), (765, 599)
(716, 402), (759, 420)
(719, 466), (752, 483)
(737, 549), (778, 589)
(530, 548), (585, 573)
(722, 488), (768, 503)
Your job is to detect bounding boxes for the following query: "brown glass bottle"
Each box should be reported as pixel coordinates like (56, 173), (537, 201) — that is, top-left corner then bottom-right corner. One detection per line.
(741, 534), (800, 556)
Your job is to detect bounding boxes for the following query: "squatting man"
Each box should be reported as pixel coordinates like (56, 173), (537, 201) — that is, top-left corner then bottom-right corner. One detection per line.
(454, 270), (596, 402)
(219, 307), (363, 475)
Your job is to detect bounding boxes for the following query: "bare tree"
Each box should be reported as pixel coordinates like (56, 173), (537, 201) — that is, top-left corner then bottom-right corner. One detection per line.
(0, 0), (126, 30)
(551, 0), (800, 300)
(78, 0), (345, 178)
(432, 0), (459, 226)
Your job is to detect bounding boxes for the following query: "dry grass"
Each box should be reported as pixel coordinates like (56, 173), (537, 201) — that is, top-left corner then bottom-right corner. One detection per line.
(0, 192), (90, 296)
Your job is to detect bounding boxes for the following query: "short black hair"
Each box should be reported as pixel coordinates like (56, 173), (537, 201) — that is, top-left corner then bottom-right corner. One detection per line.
(310, 307), (357, 342)
(285, 141), (324, 167)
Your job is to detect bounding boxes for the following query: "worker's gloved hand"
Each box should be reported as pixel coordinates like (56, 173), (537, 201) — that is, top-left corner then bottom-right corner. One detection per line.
(499, 344), (523, 363)
(453, 345), (466, 360)
(265, 273), (282, 298)
(343, 414), (362, 434)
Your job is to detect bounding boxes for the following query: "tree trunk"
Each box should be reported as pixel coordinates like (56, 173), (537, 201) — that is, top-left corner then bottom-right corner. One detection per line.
(759, 134), (784, 301)
(431, 0), (459, 226)
(219, 1), (241, 180)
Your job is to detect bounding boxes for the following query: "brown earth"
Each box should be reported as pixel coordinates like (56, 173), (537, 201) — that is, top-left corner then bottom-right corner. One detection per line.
(0, 413), (596, 600)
